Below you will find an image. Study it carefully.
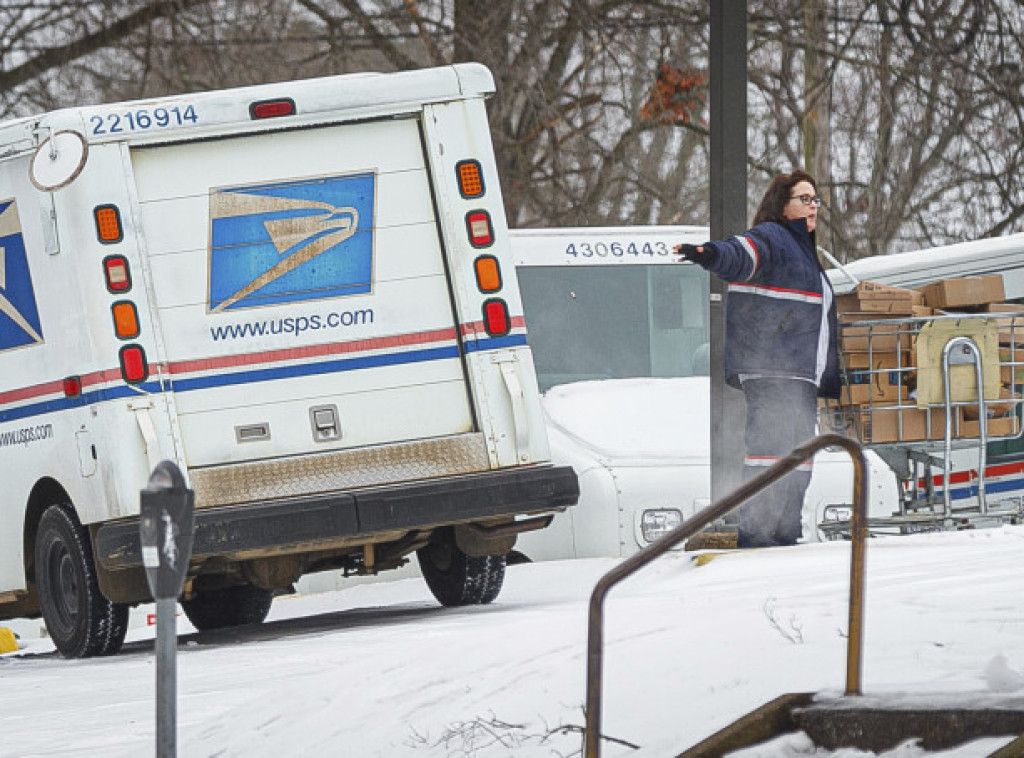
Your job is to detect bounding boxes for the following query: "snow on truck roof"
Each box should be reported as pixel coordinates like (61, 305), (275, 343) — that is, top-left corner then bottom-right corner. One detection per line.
(0, 63), (494, 153)
(828, 231), (1024, 296)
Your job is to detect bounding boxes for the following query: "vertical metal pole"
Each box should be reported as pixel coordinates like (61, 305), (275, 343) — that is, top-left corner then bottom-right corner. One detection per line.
(156, 596), (177, 758)
(709, 0), (748, 503)
(141, 461), (193, 758)
(156, 597), (178, 758)
(844, 446), (869, 695)
(584, 592), (605, 758)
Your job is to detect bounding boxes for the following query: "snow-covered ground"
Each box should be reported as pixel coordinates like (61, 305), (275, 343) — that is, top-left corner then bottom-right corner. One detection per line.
(3, 527), (1023, 757)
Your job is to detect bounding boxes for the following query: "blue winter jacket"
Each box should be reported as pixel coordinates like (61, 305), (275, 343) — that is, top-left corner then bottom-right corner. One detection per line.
(700, 218), (841, 399)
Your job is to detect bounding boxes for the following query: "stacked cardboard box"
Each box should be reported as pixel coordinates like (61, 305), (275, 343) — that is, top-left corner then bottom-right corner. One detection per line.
(830, 281), (926, 443)
(829, 275), (1021, 443)
(918, 274), (1004, 309)
(918, 274), (1021, 439)
(843, 351), (912, 405)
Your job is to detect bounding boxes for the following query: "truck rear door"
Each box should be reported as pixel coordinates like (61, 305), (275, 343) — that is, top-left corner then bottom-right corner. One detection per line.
(131, 117), (474, 468)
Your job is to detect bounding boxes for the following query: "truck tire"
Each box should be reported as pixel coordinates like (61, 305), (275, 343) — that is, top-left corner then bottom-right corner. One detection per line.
(35, 504), (129, 658)
(181, 583), (273, 631)
(417, 528), (505, 606)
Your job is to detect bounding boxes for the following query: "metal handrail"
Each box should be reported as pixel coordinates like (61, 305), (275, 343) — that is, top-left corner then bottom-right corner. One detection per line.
(583, 433), (870, 758)
(941, 336), (988, 517)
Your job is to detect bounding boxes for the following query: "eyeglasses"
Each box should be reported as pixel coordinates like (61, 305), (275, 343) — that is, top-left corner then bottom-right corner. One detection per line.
(789, 194), (822, 207)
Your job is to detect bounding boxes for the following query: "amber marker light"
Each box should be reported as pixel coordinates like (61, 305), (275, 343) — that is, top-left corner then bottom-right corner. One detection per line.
(94, 204), (123, 243)
(111, 301), (140, 339)
(456, 160), (485, 198)
(474, 255), (502, 292)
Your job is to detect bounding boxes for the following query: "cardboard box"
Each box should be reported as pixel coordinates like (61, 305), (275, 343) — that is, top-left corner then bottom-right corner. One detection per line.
(865, 405), (952, 443)
(842, 351), (912, 404)
(854, 280), (925, 300)
(918, 275), (1005, 309)
(960, 414), (1020, 439)
(839, 314), (915, 353)
(1000, 346), (1024, 384)
(982, 303), (1024, 345)
(835, 281), (921, 315)
(820, 396), (1020, 443)
(933, 303), (1024, 346)
(836, 294), (910, 314)
(829, 404), (952, 444)
(961, 385), (1018, 421)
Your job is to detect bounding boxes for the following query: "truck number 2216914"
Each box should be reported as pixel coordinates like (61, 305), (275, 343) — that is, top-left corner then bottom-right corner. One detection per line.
(90, 104), (199, 136)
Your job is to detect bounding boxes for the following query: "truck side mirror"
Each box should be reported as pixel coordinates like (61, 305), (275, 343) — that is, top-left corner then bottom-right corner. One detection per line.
(139, 461), (195, 601)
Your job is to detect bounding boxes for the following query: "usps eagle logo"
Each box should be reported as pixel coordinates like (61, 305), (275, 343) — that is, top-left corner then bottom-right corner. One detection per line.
(208, 172), (375, 312)
(0, 199), (44, 353)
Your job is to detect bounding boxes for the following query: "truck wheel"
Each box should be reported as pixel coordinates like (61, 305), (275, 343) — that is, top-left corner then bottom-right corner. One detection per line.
(417, 528), (505, 606)
(181, 583), (273, 631)
(35, 504), (129, 658)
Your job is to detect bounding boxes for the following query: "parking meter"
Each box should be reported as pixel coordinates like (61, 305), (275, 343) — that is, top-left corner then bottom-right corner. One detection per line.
(139, 460), (195, 601)
(139, 460), (194, 758)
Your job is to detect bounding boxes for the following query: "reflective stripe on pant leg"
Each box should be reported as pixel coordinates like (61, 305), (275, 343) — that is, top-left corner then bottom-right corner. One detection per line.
(739, 378), (818, 546)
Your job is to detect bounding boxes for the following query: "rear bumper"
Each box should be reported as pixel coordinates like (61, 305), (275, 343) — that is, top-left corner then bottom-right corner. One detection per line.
(95, 464), (579, 570)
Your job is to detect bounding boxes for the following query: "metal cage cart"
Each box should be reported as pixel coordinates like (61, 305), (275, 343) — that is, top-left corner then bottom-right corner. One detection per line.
(818, 311), (1024, 538)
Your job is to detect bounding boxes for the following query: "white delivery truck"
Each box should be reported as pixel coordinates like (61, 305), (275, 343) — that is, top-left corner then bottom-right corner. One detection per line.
(0, 63), (578, 657)
(508, 226), (898, 560)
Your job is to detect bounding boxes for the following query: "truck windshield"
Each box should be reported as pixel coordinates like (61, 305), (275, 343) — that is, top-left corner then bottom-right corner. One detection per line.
(516, 264), (710, 392)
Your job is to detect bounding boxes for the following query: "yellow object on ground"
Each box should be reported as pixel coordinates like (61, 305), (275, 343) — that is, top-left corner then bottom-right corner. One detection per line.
(0, 627), (18, 653)
(692, 553), (723, 567)
(684, 531), (739, 552)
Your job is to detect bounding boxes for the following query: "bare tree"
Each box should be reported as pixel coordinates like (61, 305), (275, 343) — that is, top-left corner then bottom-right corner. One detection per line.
(0, 1), (217, 113)
(284, 1), (709, 227)
(749, 0), (1024, 259)
(2, 0), (1024, 257)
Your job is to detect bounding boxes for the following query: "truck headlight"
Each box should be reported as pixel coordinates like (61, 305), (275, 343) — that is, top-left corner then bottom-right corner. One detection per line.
(640, 509), (683, 543)
(822, 504), (852, 523)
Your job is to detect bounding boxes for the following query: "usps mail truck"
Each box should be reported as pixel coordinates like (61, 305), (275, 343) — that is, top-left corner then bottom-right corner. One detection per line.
(0, 63), (578, 657)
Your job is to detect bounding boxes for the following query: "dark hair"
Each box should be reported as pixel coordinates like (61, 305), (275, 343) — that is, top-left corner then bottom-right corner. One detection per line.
(752, 170), (818, 226)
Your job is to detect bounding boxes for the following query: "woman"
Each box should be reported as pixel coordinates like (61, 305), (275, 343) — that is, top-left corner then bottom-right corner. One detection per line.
(674, 170), (840, 548)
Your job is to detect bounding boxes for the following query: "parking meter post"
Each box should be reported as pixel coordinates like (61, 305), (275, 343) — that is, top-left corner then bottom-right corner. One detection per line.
(139, 460), (195, 758)
(155, 595), (177, 757)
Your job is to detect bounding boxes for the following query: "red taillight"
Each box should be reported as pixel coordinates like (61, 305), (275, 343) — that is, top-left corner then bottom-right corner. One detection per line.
(63, 376), (82, 398)
(466, 210), (494, 248)
(103, 255), (132, 293)
(249, 98), (296, 119)
(94, 204), (123, 243)
(456, 160), (485, 198)
(474, 255), (502, 292)
(119, 345), (148, 384)
(482, 299), (510, 336)
(111, 301), (140, 339)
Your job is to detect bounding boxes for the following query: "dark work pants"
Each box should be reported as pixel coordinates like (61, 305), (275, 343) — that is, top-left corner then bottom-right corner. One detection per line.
(736, 377), (818, 548)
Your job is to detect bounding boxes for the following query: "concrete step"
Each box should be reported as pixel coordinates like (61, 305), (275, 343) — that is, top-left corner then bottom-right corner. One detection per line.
(678, 692), (1024, 757)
